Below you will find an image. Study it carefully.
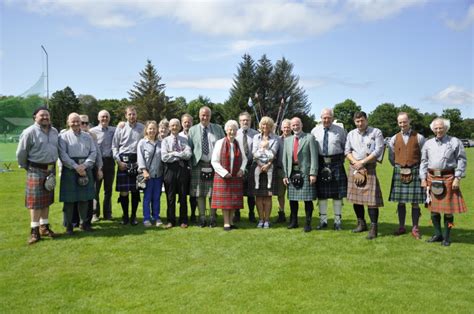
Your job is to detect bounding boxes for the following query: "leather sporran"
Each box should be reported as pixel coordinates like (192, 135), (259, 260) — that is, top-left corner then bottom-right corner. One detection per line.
(290, 171), (304, 189)
(200, 167), (214, 180)
(44, 173), (56, 191)
(77, 175), (89, 187)
(400, 167), (413, 184)
(353, 168), (367, 187)
(431, 180), (445, 197)
(320, 167), (333, 183)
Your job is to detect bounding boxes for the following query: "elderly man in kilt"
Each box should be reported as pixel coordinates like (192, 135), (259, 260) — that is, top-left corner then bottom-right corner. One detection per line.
(16, 106), (59, 244)
(283, 117), (318, 232)
(388, 112), (426, 239)
(59, 113), (97, 234)
(345, 111), (384, 240)
(211, 120), (247, 230)
(112, 106), (144, 226)
(420, 118), (467, 246)
(188, 106), (225, 228)
(311, 108), (347, 231)
(234, 112), (259, 223)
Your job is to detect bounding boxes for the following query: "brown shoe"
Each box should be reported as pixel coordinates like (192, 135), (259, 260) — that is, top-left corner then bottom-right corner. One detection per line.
(352, 219), (368, 233)
(28, 227), (41, 245)
(366, 223), (378, 240)
(40, 224), (57, 238)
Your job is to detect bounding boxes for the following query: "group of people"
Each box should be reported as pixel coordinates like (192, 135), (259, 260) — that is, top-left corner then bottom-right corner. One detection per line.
(17, 104), (468, 246)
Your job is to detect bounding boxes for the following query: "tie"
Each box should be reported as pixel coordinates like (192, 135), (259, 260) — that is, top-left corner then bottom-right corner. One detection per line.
(173, 136), (181, 152)
(323, 128), (329, 156)
(243, 130), (249, 156)
(293, 136), (299, 163)
(202, 126), (209, 155)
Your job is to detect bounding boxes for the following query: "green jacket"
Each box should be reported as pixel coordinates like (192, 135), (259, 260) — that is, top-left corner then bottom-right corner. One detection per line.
(188, 123), (225, 166)
(283, 132), (319, 178)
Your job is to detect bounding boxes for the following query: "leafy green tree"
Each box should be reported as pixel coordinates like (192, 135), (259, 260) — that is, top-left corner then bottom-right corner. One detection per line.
(422, 112), (438, 138)
(49, 87), (81, 130)
(368, 103), (398, 137)
(461, 118), (474, 139)
(78, 94), (99, 125)
(128, 59), (167, 122)
(442, 108), (465, 138)
(254, 54), (273, 124)
(333, 99), (361, 132)
(0, 95), (44, 118)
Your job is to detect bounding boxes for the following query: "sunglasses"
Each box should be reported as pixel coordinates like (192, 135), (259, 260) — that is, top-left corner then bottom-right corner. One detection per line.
(81, 121), (89, 125)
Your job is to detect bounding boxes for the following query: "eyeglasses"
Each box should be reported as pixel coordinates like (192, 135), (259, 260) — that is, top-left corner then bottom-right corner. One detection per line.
(81, 121), (89, 125)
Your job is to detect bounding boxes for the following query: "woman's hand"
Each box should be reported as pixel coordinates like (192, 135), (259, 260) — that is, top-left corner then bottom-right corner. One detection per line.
(224, 173), (232, 179)
(261, 163), (271, 173)
(97, 168), (103, 180)
(143, 170), (150, 180)
(236, 170), (244, 178)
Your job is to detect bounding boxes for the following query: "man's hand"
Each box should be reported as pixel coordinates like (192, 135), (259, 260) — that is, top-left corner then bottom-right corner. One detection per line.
(224, 173), (232, 179)
(236, 170), (244, 178)
(283, 177), (289, 186)
(118, 161), (127, 171)
(352, 160), (365, 170)
(97, 168), (103, 180)
(309, 175), (317, 184)
(452, 178), (460, 190)
(420, 179), (427, 188)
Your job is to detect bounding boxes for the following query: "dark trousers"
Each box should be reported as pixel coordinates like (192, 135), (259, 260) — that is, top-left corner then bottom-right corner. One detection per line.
(95, 157), (115, 218)
(163, 162), (189, 225)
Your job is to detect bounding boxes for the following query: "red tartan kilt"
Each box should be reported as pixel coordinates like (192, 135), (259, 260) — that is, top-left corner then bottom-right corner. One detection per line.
(427, 173), (467, 214)
(25, 167), (55, 209)
(211, 175), (244, 210)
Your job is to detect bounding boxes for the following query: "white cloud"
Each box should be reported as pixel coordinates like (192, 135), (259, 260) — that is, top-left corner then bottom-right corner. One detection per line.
(444, 4), (474, 31)
(346, 0), (426, 21)
(168, 78), (233, 90)
(428, 86), (474, 105)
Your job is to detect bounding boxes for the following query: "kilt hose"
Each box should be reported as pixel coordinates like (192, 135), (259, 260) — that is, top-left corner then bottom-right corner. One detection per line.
(247, 162), (278, 197)
(316, 160), (347, 199)
(59, 167), (95, 203)
(190, 161), (214, 198)
(211, 175), (243, 210)
(25, 166), (55, 209)
(427, 173), (467, 214)
(287, 174), (317, 201)
(389, 166), (425, 204)
(115, 168), (138, 192)
(347, 164), (384, 207)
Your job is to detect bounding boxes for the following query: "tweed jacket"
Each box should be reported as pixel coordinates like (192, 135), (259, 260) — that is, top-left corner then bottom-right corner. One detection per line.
(282, 132), (319, 178)
(188, 123), (225, 166)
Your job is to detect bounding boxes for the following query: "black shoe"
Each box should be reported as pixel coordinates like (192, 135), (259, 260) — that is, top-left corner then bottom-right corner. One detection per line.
(223, 226), (231, 231)
(199, 218), (207, 228)
(248, 211), (257, 223)
(316, 222), (328, 230)
(121, 217), (129, 225)
(287, 222), (299, 229)
(130, 218), (138, 226)
(426, 235), (444, 243)
(304, 224), (312, 233)
(441, 240), (451, 246)
(190, 214), (197, 223)
(209, 220), (217, 228)
(230, 225), (238, 229)
(334, 222), (342, 231)
(274, 211), (286, 223)
(233, 210), (241, 223)
(80, 223), (94, 232)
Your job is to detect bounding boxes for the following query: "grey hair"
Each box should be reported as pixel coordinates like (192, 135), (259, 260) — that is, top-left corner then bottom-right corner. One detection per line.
(320, 108), (334, 117)
(224, 120), (239, 131)
(169, 118), (180, 126)
(97, 110), (110, 119)
(430, 118), (451, 132)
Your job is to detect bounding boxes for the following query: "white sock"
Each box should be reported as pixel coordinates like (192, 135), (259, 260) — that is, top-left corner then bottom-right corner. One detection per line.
(318, 199), (328, 223)
(334, 199), (343, 223)
(31, 221), (40, 228)
(39, 218), (48, 225)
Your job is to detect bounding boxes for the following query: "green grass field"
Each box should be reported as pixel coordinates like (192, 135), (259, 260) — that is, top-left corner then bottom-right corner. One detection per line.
(1, 150), (473, 312)
(0, 143), (19, 162)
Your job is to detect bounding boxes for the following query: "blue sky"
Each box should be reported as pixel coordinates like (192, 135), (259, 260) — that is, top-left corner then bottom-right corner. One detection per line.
(1, 0), (473, 118)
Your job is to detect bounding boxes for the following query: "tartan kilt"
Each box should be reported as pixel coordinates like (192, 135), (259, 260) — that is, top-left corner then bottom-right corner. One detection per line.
(389, 166), (425, 204)
(427, 173), (467, 214)
(211, 175), (243, 210)
(287, 174), (317, 201)
(248, 162), (278, 197)
(59, 167), (95, 203)
(316, 161), (347, 199)
(347, 164), (384, 207)
(189, 161), (214, 197)
(25, 167), (55, 209)
(115, 168), (138, 192)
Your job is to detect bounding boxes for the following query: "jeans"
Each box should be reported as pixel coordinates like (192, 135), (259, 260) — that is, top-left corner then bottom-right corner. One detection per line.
(143, 176), (163, 222)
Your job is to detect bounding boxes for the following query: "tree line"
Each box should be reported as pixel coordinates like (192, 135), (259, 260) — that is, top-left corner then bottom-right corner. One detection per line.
(1, 56), (473, 138)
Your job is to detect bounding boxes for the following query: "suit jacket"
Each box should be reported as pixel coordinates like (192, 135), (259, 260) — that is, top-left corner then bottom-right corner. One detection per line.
(283, 132), (318, 178)
(188, 123), (225, 166)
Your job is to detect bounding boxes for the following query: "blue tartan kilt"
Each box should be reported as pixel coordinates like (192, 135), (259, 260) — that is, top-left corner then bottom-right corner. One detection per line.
(248, 162), (278, 197)
(287, 174), (317, 201)
(115, 168), (138, 192)
(316, 161), (347, 199)
(189, 161), (214, 197)
(389, 166), (425, 204)
(59, 167), (95, 203)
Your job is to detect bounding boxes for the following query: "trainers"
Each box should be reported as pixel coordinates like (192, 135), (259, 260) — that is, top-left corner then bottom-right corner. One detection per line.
(91, 215), (100, 223)
(263, 221), (270, 229)
(143, 220), (152, 227)
(156, 219), (163, 227)
(257, 220), (264, 228)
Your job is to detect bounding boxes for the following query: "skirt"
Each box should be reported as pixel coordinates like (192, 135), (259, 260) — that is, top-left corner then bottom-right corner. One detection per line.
(316, 161), (347, 199)
(389, 166), (425, 204)
(347, 164), (384, 207)
(189, 161), (214, 197)
(248, 162), (278, 197)
(59, 167), (95, 203)
(211, 175), (243, 210)
(427, 173), (467, 214)
(25, 167), (55, 209)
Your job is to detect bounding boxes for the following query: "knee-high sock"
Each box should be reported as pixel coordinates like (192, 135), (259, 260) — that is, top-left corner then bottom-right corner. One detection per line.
(119, 195), (129, 218)
(304, 201), (313, 224)
(197, 197), (206, 218)
(290, 200), (298, 223)
(397, 203), (406, 227)
(431, 212), (442, 236)
(247, 196), (255, 213)
(334, 199), (342, 224)
(368, 207), (379, 224)
(131, 191), (140, 218)
(411, 205), (421, 226)
(318, 199), (328, 223)
(443, 214), (453, 242)
(353, 204), (365, 220)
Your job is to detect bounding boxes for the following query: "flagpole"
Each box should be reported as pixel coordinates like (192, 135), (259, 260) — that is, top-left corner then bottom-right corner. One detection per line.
(41, 45), (49, 108)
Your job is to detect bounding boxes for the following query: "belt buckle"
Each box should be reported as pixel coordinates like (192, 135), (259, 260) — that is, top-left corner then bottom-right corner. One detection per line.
(47, 164), (54, 171)
(78, 159), (85, 164)
(122, 156), (129, 162)
(323, 157), (331, 164)
(433, 170), (442, 176)
(293, 165), (300, 171)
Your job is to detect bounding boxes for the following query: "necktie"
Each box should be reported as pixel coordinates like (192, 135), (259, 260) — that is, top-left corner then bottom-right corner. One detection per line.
(323, 128), (329, 156)
(293, 136), (299, 163)
(173, 136), (181, 152)
(202, 126), (209, 155)
(243, 129), (249, 156)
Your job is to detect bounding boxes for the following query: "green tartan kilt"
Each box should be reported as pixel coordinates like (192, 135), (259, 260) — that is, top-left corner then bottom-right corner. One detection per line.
(59, 167), (95, 203)
(189, 161), (214, 197)
(287, 174), (317, 201)
(389, 166), (425, 204)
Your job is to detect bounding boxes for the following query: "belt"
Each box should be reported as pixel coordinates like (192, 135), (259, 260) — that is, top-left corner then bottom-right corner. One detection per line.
(320, 154), (344, 164)
(292, 164), (300, 171)
(29, 162), (55, 170)
(428, 169), (454, 176)
(102, 156), (114, 160)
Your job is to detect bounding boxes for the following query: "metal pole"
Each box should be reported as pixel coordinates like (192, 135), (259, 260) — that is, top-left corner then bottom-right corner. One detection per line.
(41, 45), (49, 108)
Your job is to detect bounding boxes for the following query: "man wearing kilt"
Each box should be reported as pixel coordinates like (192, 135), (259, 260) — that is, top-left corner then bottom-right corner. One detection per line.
(311, 108), (347, 231)
(345, 111), (384, 240)
(58, 113), (97, 234)
(283, 117), (318, 232)
(16, 106), (59, 244)
(234, 112), (259, 223)
(188, 106), (225, 227)
(420, 118), (467, 246)
(388, 112), (426, 239)
(211, 120), (247, 230)
(112, 106), (144, 225)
